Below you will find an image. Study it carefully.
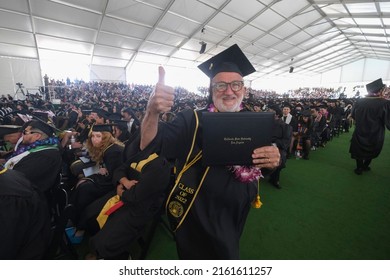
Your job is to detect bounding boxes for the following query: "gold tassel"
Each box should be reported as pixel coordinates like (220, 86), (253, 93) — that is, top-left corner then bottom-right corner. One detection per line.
(252, 178), (262, 208)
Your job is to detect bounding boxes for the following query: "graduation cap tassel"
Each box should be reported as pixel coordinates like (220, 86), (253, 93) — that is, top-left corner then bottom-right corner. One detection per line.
(252, 178), (262, 209)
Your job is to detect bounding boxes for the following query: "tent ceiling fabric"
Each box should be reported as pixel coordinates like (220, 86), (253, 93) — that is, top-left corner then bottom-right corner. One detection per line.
(0, 0), (389, 83)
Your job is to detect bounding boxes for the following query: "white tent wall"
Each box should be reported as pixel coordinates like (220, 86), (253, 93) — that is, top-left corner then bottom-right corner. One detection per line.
(362, 58), (390, 82)
(126, 61), (210, 93)
(315, 58), (390, 96)
(251, 57), (390, 96)
(323, 57), (390, 85)
(340, 60), (366, 83)
(1, 0), (390, 96)
(126, 62), (160, 87)
(0, 57), (42, 98)
(2, 56), (390, 99)
(90, 65), (126, 83)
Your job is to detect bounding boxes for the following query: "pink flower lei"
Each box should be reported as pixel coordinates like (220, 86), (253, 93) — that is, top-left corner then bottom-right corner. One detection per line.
(207, 103), (262, 183)
(229, 165), (263, 183)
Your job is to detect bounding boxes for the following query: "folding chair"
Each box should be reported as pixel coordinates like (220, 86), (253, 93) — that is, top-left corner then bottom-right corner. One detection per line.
(46, 179), (78, 259)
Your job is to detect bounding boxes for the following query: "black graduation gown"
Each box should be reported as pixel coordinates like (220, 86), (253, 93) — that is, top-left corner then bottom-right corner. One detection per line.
(85, 137), (172, 259)
(349, 97), (390, 159)
(87, 156), (171, 258)
(271, 118), (292, 168)
(0, 169), (51, 259)
(158, 109), (258, 260)
(87, 143), (124, 189)
(71, 143), (124, 225)
(11, 146), (62, 193)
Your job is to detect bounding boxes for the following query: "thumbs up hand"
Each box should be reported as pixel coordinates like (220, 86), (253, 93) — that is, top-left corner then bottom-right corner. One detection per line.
(146, 66), (175, 115)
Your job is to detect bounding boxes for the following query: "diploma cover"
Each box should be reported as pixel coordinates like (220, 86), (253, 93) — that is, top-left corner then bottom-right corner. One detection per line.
(202, 112), (274, 166)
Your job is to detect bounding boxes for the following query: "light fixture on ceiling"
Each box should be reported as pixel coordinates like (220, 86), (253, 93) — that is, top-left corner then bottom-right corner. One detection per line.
(199, 41), (207, 54)
(289, 58), (294, 73)
(199, 27), (206, 54)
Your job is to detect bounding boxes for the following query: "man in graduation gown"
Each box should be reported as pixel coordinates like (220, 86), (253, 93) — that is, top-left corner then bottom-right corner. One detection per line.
(266, 104), (292, 189)
(0, 165), (51, 259)
(140, 44), (280, 259)
(349, 78), (390, 175)
(4, 120), (62, 194)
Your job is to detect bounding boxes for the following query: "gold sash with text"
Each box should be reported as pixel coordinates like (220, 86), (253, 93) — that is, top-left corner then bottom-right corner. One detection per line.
(166, 110), (210, 232)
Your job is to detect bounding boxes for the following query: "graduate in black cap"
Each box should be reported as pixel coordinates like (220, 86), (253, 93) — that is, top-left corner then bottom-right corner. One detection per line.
(108, 114), (131, 144)
(281, 103), (298, 157)
(3, 120), (62, 194)
(68, 123), (124, 243)
(349, 78), (390, 175)
(265, 104), (292, 189)
(0, 125), (22, 159)
(140, 44), (280, 259)
(121, 107), (139, 134)
(310, 105), (327, 148)
(114, 121), (132, 144)
(91, 108), (108, 124)
(80, 133), (172, 259)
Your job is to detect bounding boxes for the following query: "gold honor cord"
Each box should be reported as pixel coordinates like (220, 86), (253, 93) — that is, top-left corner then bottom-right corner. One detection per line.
(102, 143), (114, 155)
(130, 153), (158, 172)
(166, 110), (210, 232)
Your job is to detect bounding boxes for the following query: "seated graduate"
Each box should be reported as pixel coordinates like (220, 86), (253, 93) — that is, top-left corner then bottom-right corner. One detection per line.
(295, 110), (313, 160)
(80, 134), (172, 259)
(0, 125), (22, 162)
(108, 114), (131, 145)
(3, 120), (62, 195)
(68, 124), (124, 242)
(0, 164), (51, 259)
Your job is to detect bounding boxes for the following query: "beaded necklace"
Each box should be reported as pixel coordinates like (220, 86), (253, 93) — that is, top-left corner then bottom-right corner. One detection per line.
(11, 137), (60, 157)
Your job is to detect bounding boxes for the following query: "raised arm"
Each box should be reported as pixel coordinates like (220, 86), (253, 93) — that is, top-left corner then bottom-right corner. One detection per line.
(140, 66), (174, 150)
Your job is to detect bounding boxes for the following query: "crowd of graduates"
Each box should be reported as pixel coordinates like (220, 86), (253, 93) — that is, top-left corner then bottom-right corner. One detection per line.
(0, 76), (388, 259)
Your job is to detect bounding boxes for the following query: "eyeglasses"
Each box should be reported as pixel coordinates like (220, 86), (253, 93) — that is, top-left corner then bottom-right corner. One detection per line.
(22, 130), (40, 135)
(212, 81), (244, 92)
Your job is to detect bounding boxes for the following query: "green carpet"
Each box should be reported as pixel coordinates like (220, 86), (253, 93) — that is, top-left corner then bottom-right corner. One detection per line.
(145, 129), (390, 260)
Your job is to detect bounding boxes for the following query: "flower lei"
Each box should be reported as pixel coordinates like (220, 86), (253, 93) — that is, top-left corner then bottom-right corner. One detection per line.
(207, 103), (262, 183)
(11, 137), (60, 157)
(229, 165), (263, 183)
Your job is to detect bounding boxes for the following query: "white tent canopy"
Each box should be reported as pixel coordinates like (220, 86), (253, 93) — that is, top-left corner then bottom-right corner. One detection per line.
(1, 0), (390, 96)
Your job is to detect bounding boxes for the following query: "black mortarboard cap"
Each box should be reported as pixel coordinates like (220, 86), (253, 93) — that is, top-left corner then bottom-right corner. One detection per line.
(319, 103), (328, 109)
(82, 109), (92, 115)
(92, 108), (109, 119)
(198, 44), (256, 78)
(366, 78), (384, 94)
(90, 124), (113, 133)
(268, 104), (282, 117)
(301, 110), (312, 117)
(122, 107), (135, 115)
(121, 108), (140, 126)
(108, 113), (122, 121)
(31, 111), (49, 122)
(28, 120), (56, 137)
(0, 125), (22, 138)
(110, 118), (128, 126)
(108, 113), (128, 129)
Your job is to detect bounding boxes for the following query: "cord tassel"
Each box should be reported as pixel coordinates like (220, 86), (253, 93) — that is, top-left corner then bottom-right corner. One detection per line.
(252, 178), (262, 208)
